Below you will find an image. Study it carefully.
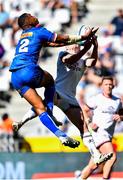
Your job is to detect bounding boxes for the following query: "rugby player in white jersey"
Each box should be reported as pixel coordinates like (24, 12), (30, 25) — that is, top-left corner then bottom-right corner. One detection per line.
(77, 76), (123, 179)
(54, 35), (113, 164)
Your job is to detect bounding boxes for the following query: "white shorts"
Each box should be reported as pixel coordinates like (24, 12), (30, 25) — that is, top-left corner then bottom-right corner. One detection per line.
(91, 128), (112, 148)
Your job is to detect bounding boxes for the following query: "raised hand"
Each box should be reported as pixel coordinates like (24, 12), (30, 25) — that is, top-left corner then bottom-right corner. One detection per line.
(92, 35), (98, 47)
(81, 27), (99, 40)
(91, 27), (99, 36)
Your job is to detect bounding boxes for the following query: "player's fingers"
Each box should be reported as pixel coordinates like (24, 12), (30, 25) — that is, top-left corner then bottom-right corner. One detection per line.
(91, 27), (94, 31)
(92, 34), (98, 38)
(91, 35), (98, 43)
(92, 27), (99, 35)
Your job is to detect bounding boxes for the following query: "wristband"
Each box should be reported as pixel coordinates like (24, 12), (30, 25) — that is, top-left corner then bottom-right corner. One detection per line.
(68, 35), (82, 43)
(77, 41), (85, 46)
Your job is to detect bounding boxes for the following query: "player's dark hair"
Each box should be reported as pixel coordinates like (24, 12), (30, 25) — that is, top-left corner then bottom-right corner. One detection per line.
(18, 13), (28, 29)
(101, 76), (114, 83)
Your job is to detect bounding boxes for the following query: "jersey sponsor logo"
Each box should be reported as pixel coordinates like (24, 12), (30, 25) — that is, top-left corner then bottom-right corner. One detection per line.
(102, 106), (115, 114)
(20, 32), (33, 39)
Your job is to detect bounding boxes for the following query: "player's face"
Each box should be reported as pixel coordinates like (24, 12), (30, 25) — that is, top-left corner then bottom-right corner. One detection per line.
(102, 79), (114, 95)
(27, 14), (39, 27)
(66, 44), (80, 54)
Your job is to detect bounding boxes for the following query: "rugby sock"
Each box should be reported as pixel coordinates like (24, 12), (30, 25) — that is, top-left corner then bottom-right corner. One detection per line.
(39, 112), (67, 137)
(44, 85), (55, 115)
(83, 132), (101, 157)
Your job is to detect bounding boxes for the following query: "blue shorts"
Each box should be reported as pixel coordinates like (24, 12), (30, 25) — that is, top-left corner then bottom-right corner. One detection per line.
(11, 64), (44, 96)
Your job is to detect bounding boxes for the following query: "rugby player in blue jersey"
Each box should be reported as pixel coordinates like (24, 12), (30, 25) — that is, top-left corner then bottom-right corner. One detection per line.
(9, 13), (97, 148)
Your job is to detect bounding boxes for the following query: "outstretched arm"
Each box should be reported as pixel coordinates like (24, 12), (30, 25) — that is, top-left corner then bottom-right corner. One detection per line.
(55, 27), (98, 43)
(90, 36), (98, 66)
(43, 41), (85, 47)
(62, 38), (93, 64)
(84, 35), (98, 67)
(44, 27), (98, 47)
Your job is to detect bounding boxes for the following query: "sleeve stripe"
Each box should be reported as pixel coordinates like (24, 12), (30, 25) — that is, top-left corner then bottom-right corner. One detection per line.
(52, 33), (57, 42)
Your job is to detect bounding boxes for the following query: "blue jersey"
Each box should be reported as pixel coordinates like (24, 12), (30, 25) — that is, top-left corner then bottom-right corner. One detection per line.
(10, 26), (55, 71)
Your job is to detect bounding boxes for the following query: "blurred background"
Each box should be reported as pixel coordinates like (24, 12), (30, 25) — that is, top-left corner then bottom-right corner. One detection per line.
(0, 0), (123, 179)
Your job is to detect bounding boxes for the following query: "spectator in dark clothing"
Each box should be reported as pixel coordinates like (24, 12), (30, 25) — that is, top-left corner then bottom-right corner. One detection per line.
(109, 9), (123, 36)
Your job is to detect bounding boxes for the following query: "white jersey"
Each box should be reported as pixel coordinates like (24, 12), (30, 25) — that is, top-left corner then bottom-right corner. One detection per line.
(86, 93), (122, 137)
(55, 51), (86, 105)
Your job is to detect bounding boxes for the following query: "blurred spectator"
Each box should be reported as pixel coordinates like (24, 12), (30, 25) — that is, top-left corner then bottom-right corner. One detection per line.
(112, 32), (123, 55)
(46, 0), (64, 10)
(62, 0), (89, 23)
(0, 3), (11, 34)
(100, 47), (116, 76)
(0, 60), (12, 104)
(0, 42), (5, 59)
(114, 121), (123, 134)
(11, 17), (20, 47)
(0, 113), (14, 152)
(86, 58), (114, 83)
(114, 107), (123, 134)
(77, 0), (89, 20)
(69, 0), (79, 23)
(109, 8), (123, 36)
(98, 27), (113, 56)
(1, 113), (13, 134)
(0, 113), (32, 152)
(79, 54), (116, 101)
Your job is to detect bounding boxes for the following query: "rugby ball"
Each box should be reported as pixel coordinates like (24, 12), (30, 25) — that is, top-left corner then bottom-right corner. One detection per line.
(78, 25), (91, 36)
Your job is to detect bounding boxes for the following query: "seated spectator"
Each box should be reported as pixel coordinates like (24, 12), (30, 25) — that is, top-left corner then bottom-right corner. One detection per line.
(0, 113), (32, 152)
(114, 121), (123, 134)
(100, 47), (116, 76)
(0, 113), (13, 135)
(0, 60), (12, 103)
(0, 3), (11, 34)
(109, 8), (123, 36)
(98, 27), (113, 56)
(112, 32), (123, 55)
(0, 42), (5, 59)
(11, 17), (20, 47)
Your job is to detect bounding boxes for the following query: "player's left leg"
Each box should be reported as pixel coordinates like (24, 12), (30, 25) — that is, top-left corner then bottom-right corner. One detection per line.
(99, 141), (116, 179)
(79, 142), (114, 179)
(41, 71), (63, 127)
(12, 70), (62, 131)
(82, 130), (112, 166)
(81, 157), (98, 179)
(41, 71), (55, 115)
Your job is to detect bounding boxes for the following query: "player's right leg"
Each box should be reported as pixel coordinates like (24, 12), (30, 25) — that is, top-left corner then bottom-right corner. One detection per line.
(23, 88), (80, 148)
